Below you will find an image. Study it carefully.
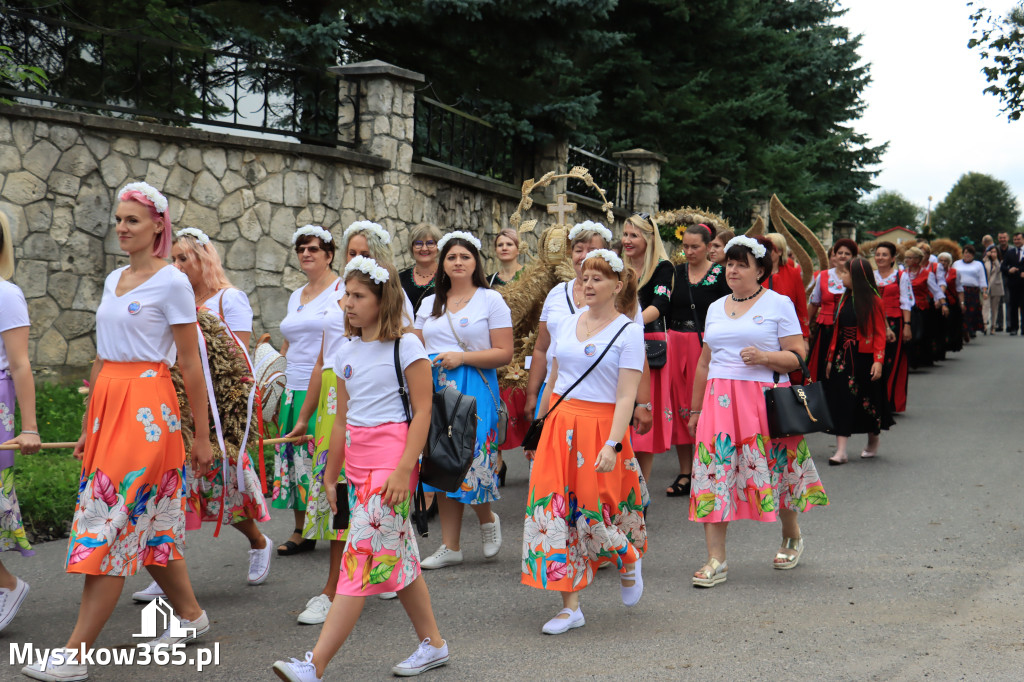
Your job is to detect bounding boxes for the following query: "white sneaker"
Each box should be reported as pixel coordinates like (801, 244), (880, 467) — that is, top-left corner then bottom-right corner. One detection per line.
(419, 545), (463, 570)
(480, 513), (502, 558)
(378, 591), (399, 600)
(0, 577), (29, 632)
(391, 638), (449, 676)
(620, 558), (644, 607)
(143, 610), (209, 647)
(272, 651), (321, 682)
(541, 607), (585, 635)
(131, 580), (165, 602)
(248, 534), (273, 585)
(21, 648), (88, 681)
(296, 594), (332, 625)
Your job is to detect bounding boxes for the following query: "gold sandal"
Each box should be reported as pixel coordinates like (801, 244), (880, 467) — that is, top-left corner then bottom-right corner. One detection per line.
(692, 557), (727, 587)
(773, 537), (804, 570)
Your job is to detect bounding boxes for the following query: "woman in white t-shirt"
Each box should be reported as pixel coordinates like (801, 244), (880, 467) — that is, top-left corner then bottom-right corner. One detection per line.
(286, 220), (414, 624)
(0, 211), (40, 634)
(274, 225), (343, 556)
(521, 250), (647, 634)
(274, 257), (450, 680)
(413, 232), (513, 569)
(22, 183), (213, 681)
(686, 236), (828, 590)
(953, 245), (988, 338)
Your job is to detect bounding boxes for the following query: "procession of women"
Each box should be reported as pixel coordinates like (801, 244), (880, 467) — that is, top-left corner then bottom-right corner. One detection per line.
(0, 179), (991, 681)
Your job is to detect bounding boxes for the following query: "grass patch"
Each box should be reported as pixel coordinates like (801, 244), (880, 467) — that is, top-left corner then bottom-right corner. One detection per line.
(13, 381), (86, 540)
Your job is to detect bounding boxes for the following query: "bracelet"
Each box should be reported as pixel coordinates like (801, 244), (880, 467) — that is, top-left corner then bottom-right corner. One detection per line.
(20, 430), (39, 436)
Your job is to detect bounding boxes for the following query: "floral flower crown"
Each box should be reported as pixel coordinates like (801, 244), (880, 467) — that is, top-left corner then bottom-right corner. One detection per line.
(119, 182), (168, 215)
(584, 249), (624, 273)
(725, 235), (766, 259)
(292, 225), (333, 245)
(437, 230), (482, 252)
(343, 220), (391, 245)
(345, 255), (389, 285)
(175, 227), (210, 246)
(568, 221), (613, 244)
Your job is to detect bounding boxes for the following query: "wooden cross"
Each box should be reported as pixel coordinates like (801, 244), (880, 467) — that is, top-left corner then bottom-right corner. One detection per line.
(547, 193), (577, 226)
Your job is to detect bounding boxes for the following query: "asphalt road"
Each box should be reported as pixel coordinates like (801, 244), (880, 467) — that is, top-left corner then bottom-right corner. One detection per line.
(2, 333), (1023, 681)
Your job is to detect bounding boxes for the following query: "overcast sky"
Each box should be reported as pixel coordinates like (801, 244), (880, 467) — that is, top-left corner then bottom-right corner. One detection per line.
(839, 0), (1024, 219)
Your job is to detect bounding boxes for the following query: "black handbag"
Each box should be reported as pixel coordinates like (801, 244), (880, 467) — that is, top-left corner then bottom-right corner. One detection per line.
(764, 350), (834, 438)
(644, 335), (668, 369)
(332, 482), (351, 530)
(522, 322), (632, 450)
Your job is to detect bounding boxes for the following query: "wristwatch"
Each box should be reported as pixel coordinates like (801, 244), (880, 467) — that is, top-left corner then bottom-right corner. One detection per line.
(604, 439), (623, 452)
(634, 401), (653, 411)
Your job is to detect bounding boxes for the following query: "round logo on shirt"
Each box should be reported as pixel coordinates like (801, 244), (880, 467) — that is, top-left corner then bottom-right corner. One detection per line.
(584, 343), (597, 357)
(752, 315), (764, 324)
(127, 301), (142, 315)
(343, 365), (352, 379)
(459, 317), (469, 327)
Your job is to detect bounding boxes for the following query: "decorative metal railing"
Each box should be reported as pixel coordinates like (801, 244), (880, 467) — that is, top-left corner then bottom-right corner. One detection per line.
(0, 9), (344, 146)
(567, 145), (635, 213)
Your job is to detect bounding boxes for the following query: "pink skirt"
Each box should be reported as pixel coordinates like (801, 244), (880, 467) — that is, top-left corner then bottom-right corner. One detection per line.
(667, 330), (702, 445)
(337, 422), (421, 597)
(632, 332), (673, 453)
(689, 378), (828, 523)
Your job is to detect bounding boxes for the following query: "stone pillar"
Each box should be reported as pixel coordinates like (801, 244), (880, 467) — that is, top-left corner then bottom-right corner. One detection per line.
(533, 138), (569, 200)
(330, 60), (425, 174)
(613, 148), (666, 215)
(833, 219), (856, 242)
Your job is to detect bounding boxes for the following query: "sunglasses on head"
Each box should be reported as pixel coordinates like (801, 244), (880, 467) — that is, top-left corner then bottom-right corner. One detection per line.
(413, 240), (437, 249)
(633, 212), (651, 223)
(296, 245), (322, 254)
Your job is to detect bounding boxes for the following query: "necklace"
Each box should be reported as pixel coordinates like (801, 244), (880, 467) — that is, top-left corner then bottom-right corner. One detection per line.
(583, 312), (616, 338)
(728, 286), (763, 316)
(414, 265), (436, 280)
(572, 281), (584, 307)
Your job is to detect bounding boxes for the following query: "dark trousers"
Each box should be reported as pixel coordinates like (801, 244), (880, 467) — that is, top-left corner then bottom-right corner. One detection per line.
(997, 274), (1008, 328)
(1007, 285), (1024, 333)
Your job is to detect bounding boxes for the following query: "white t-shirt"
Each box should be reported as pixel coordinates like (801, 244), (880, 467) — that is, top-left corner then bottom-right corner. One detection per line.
(415, 288), (512, 354)
(334, 332), (429, 427)
(952, 259), (987, 290)
(280, 279), (344, 390)
(321, 298), (348, 373)
(0, 279), (29, 372)
(704, 289), (802, 383)
(96, 266), (197, 365)
(550, 314), (644, 403)
(205, 288), (253, 333)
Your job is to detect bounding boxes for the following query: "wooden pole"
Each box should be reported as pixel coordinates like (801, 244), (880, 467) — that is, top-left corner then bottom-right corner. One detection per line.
(0, 436), (305, 451)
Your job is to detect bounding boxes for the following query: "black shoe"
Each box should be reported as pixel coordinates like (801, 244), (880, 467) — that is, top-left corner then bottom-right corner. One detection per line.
(994, 326), (1003, 332)
(498, 461), (508, 487)
(1011, 331), (1018, 336)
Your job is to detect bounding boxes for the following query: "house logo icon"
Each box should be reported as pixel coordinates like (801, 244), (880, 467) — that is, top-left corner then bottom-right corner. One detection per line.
(133, 597), (197, 639)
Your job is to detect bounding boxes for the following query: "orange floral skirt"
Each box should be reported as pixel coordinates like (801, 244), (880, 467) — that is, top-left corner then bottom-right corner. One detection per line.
(66, 362), (187, 577)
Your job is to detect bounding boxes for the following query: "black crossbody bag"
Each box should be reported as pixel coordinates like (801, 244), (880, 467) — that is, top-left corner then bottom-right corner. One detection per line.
(522, 322), (631, 450)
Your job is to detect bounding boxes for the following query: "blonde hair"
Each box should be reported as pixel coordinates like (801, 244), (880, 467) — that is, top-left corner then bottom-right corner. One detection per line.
(624, 214), (670, 288)
(173, 233), (233, 295)
(904, 246), (924, 264)
(343, 261), (409, 341)
(766, 233), (788, 261)
(408, 223), (442, 254)
(581, 256), (639, 319)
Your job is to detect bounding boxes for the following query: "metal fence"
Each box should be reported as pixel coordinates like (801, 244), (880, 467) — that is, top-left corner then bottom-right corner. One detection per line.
(413, 96), (533, 185)
(567, 145), (635, 213)
(0, 9), (344, 146)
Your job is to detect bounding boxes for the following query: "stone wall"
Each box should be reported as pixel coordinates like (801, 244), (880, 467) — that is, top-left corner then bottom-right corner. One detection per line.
(0, 62), (661, 375)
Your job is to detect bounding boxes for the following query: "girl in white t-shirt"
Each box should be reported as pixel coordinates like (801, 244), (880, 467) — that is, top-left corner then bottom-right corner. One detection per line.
(686, 236), (828, 591)
(0, 210), (40, 634)
(286, 220), (415, 624)
(274, 257), (450, 680)
(274, 225), (342, 556)
(413, 232), (513, 569)
(522, 249), (647, 635)
(23, 183), (212, 681)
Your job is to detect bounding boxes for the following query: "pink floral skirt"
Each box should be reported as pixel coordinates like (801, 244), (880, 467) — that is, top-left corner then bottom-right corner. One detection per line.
(689, 378), (828, 523)
(337, 422), (421, 597)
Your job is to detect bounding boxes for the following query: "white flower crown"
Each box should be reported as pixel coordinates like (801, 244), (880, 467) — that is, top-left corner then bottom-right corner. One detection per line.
(343, 220), (391, 245)
(119, 182), (168, 215)
(583, 249), (624, 273)
(345, 255), (389, 285)
(725, 235), (767, 259)
(437, 230), (482, 252)
(175, 227), (210, 246)
(568, 221), (613, 244)
(292, 225), (333, 245)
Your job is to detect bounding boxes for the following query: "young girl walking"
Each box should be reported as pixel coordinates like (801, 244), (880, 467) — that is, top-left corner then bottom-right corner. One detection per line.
(273, 256), (448, 680)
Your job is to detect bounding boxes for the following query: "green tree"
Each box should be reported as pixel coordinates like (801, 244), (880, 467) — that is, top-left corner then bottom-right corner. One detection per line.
(969, 1), (1024, 121)
(860, 191), (924, 234)
(931, 172), (1018, 243)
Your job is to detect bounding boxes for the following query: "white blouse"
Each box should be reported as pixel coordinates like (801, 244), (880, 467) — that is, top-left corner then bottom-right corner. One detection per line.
(0, 280), (29, 372)
(415, 288), (512, 354)
(874, 270), (915, 311)
(952, 260), (987, 291)
(550, 314), (644, 404)
(704, 290), (802, 383)
(809, 268), (845, 304)
(96, 266), (197, 366)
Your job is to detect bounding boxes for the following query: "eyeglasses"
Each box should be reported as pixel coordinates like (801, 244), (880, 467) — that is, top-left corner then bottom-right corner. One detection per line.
(413, 240), (437, 249)
(632, 212), (651, 223)
(296, 245), (322, 254)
